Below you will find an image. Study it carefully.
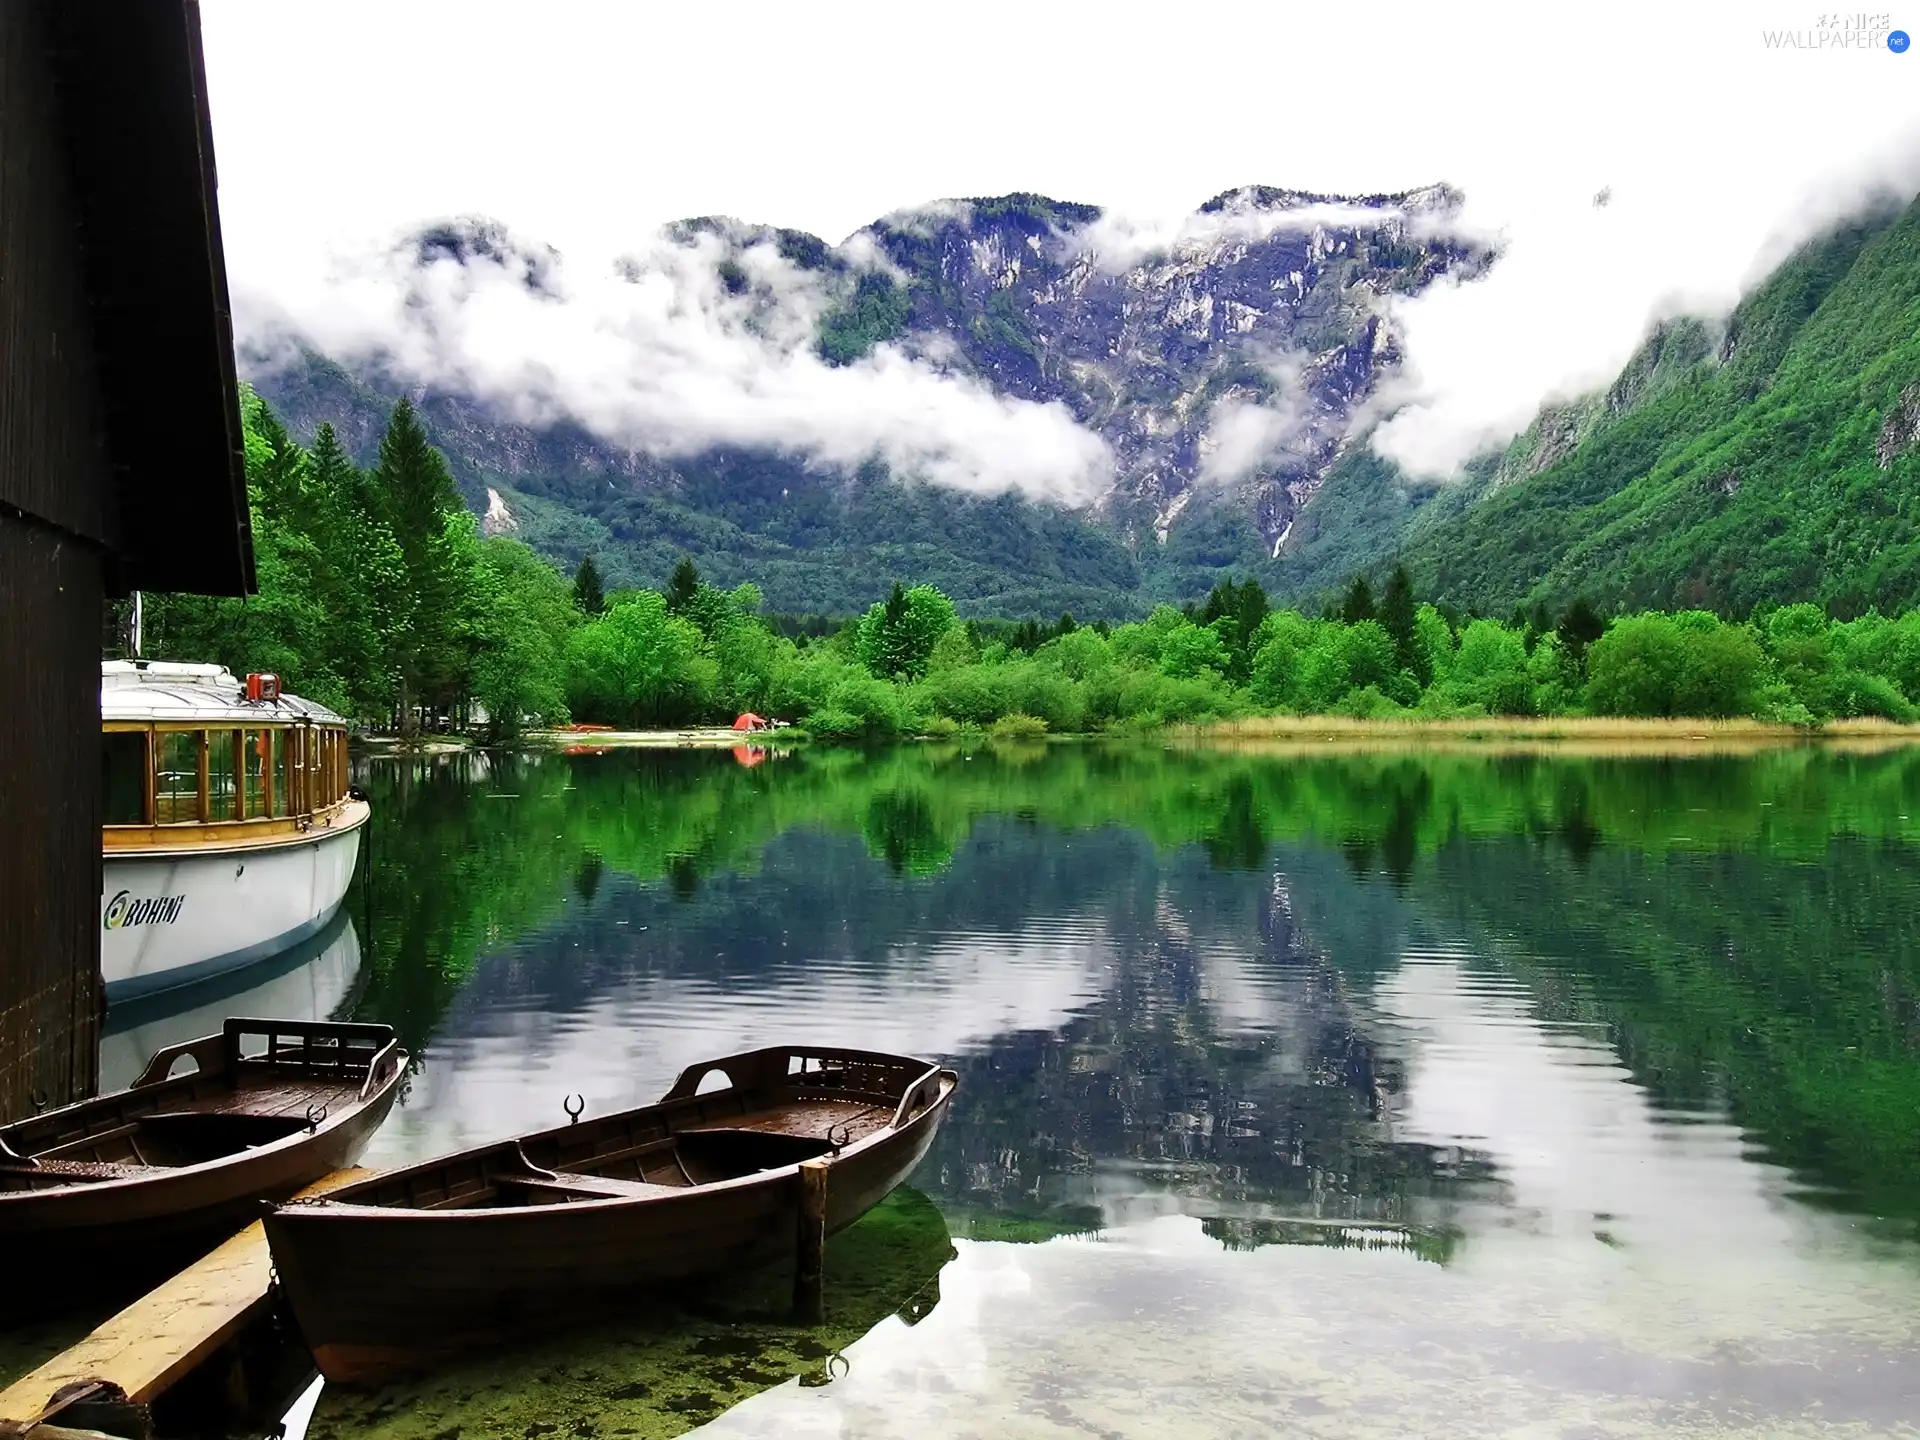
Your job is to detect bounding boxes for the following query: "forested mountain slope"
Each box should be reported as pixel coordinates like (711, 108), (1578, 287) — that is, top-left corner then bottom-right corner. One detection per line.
(1283, 195), (1920, 616)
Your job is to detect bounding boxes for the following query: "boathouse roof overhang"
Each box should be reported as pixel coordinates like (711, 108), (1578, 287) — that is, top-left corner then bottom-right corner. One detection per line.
(37, 0), (255, 597)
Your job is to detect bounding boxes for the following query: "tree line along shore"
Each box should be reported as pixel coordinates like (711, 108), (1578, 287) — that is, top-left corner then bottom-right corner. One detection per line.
(124, 390), (1920, 744)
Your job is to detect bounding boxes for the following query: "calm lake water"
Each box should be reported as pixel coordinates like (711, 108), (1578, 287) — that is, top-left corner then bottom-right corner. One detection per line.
(70, 742), (1920, 1434)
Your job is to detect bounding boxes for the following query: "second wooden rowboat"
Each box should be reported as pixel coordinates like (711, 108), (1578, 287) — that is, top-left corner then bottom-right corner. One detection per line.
(264, 1044), (958, 1382)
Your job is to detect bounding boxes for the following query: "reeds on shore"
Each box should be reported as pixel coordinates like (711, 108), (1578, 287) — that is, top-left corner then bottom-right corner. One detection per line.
(1168, 713), (1920, 757)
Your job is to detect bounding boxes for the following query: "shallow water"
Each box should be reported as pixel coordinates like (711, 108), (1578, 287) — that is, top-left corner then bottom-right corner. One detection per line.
(74, 744), (1920, 1434)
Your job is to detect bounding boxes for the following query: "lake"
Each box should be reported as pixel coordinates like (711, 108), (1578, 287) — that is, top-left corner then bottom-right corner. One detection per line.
(78, 741), (1920, 1434)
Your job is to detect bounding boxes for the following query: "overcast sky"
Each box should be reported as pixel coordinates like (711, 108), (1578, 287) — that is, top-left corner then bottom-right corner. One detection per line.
(200, 0), (1920, 487)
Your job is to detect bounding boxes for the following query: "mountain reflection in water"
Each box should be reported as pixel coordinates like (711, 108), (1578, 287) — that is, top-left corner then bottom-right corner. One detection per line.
(85, 743), (1920, 1437)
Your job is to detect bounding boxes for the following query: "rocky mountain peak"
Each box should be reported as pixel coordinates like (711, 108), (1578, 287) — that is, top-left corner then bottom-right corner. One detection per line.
(826, 183), (1484, 552)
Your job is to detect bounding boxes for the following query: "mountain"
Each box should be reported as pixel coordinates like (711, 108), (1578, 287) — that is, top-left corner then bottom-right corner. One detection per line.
(245, 187), (1483, 616)
(1287, 192), (1920, 617)
(246, 186), (1920, 622)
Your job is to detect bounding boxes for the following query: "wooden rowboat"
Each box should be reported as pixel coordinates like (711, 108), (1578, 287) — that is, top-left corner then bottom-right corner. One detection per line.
(264, 1044), (958, 1382)
(0, 1018), (404, 1279)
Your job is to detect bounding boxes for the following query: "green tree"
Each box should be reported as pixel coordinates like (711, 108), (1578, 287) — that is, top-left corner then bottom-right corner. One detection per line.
(1558, 598), (1607, 675)
(311, 422), (402, 716)
(856, 583), (956, 681)
(472, 536), (577, 736)
(567, 592), (714, 726)
(1377, 565), (1427, 685)
(1160, 622), (1231, 679)
(1586, 613), (1764, 717)
(1196, 576), (1271, 682)
(665, 557), (702, 615)
(1414, 604), (1457, 689)
(1249, 612), (1317, 709)
(1340, 575), (1377, 625)
(573, 554), (606, 615)
(1765, 603), (1838, 717)
(1299, 620), (1398, 712)
(377, 398), (466, 733)
(1448, 620), (1535, 715)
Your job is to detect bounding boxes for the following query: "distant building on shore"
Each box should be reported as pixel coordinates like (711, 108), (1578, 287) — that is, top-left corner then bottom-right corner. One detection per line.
(0, 0), (252, 1121)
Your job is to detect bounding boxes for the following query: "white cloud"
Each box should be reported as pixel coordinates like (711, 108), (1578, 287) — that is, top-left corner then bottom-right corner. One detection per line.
(872, 199), (976, 239)
(1197, 355), (1318, 485)
(1201, 402), (1303, 485)
(1069, 193), (1439, 276)
(237, 222), (1113, 503)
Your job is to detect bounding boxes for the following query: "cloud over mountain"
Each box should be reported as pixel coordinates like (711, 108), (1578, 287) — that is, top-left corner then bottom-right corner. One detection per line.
(236, 219), (1115, 504)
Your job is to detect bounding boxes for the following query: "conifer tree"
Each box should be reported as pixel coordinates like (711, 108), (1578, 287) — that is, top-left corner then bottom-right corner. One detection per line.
(1377, 565), (1427, 683)
(665, 557), (702, 614)
(573, 553), (606, 615)
(377, 398), (465, 733)
(244, 391), (316, 532)
(1340, 575), (1376, 625)
(1558, 597), (1607, 675)
(313, 422), (404, 715)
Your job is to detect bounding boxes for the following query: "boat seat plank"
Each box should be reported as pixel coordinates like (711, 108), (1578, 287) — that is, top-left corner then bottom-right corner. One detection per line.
(5, 1157), (156, 1181)
(683, 1100), (891, 1141)
(553, 1135), (678, 1169)
(507, 1174), (688, 1201)
(32, 1122), (147, 1160)
(197, 1081), (363, 1120)
(0, 1167), (373, 1424)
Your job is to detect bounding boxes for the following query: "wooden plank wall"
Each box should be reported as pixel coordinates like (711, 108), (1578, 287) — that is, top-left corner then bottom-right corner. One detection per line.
(0, 2), (112, 1122)
(0, 520), (103, 1122)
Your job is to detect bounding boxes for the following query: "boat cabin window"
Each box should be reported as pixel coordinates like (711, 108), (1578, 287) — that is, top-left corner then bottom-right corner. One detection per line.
(244, 728), (270, 818)
(207, 728), (239, 821)
(155, 730), (202, 824)
(102, 731), (149, 825)
(327, 729), (347, 804)
(273, 730), (291, 817)
(109, 720), (348, 830)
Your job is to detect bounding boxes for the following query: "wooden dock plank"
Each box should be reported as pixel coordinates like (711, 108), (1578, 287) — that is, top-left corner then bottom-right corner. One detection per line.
(0, 1168), (370, 1423)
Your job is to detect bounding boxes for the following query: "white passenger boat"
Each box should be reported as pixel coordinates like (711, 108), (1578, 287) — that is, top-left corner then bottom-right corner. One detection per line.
(101, 661), (369, 1002)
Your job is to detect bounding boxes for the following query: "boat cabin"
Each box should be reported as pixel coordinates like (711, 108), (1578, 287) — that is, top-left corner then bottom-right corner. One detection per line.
(101, 662), (352, 842)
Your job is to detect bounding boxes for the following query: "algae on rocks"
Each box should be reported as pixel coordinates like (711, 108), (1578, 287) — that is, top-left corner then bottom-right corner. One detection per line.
(305, 1188), (956, 1440)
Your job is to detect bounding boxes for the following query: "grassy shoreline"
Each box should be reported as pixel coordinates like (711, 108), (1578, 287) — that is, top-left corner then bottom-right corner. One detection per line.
(1171, 713), (1920, 756)
(359, 714), (1920, 757)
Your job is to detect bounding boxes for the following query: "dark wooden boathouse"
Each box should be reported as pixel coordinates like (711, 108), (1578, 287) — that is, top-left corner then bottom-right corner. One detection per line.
(0, 0), (252, 1122)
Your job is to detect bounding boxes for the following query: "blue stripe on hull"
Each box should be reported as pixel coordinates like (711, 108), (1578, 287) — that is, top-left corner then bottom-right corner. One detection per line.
(103, 899), (349, 1003)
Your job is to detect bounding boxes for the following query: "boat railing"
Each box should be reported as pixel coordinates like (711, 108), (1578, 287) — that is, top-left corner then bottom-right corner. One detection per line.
(358, 1038), (403, 1100)
(223, 1019), (399, 1090)
(131, 1032), (230, 1088)
(889, 1064), (948, 1129)
(662, 1045), (940, 1112)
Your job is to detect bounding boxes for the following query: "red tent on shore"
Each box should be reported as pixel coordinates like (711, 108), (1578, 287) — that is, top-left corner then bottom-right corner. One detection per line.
(732, 712), (768, 732)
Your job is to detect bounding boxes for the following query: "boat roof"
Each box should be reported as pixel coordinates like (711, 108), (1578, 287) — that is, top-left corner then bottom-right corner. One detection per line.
(101, 661), (346, 725)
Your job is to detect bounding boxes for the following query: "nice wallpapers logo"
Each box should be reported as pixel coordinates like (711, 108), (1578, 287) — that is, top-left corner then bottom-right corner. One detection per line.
(1762, 12), (1909, 48)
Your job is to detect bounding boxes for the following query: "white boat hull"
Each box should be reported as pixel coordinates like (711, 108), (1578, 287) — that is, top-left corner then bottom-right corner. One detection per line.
(100, 804), (369, 1002)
